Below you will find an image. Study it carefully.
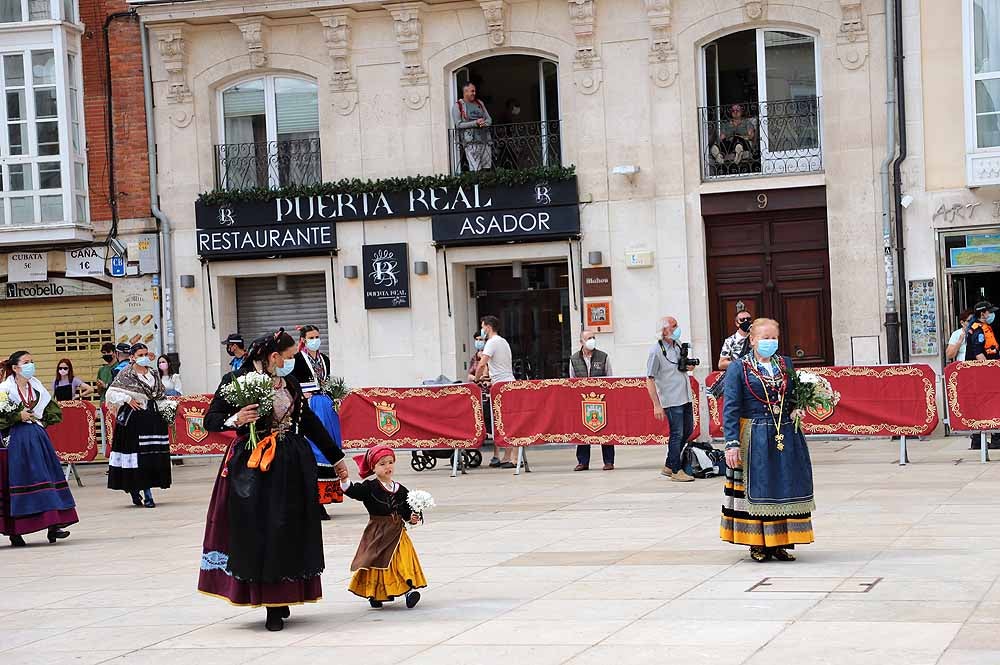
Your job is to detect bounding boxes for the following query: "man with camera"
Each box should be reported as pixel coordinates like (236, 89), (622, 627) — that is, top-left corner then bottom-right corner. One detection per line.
(646, 316), (697, 482)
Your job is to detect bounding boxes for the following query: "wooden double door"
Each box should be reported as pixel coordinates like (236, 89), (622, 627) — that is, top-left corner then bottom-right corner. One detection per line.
(705, 200), (833, 369)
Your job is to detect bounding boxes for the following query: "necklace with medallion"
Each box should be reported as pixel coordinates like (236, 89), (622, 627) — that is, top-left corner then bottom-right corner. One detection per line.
(744, 357), (787, 451)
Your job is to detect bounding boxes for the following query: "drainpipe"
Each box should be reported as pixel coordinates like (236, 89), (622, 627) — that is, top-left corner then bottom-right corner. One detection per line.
(880, 0), (900, 364)
(891, 0), (910, 363)
(140, 22), (177, 355)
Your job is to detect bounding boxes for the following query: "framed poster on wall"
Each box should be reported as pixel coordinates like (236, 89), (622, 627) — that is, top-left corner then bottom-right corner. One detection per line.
(362, 243), (410, 310)
(907, 278), (938, 356)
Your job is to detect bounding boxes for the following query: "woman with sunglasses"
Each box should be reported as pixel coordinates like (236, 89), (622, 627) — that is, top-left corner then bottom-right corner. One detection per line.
(51, 359), (95, 401)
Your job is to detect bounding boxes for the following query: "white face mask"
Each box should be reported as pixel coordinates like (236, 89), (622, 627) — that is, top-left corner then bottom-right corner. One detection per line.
(584, 338), (597, 351)
(305, 338), (322, 352)
(275, 357), (296, 377)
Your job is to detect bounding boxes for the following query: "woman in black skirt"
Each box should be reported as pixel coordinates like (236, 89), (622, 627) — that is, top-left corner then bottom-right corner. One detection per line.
(198, 330), (349, 632)
(106, 344), (172, 507)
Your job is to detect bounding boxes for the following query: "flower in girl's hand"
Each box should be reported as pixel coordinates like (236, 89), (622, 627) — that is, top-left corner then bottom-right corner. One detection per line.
(406, 490), (435, 526)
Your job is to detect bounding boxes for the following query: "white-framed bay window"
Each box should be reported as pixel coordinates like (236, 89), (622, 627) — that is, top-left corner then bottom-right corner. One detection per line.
(0, 40), (86, 228)
(0, 0), (77, 23)
(964, 0), (1000, 186)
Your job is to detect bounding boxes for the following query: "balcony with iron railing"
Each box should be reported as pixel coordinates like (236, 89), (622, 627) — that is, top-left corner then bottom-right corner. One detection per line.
(450, 120), (562, 174)
(214, 137), (322, 190)
(699, 98), (823, 180)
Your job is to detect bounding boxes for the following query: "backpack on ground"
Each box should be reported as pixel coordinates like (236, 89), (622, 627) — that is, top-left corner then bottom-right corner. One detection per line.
(681, 441), (726, 478)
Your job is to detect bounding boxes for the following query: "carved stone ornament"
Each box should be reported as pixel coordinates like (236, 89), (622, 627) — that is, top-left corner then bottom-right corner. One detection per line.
(644, 0), (676, 88)
(836, 0), (869, 70)
(231, 16), (271, 68)
(153, 24), (191, 104)
(568, 0), (601, 94)
(387, 2), (428, 100)
(315, 9), (359, 115)
(744, 0), (767, 21)
(479, 0), (508, 47)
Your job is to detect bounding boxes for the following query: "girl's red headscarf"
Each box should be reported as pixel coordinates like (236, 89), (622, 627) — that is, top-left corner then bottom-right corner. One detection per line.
(354, 445), (395, 478)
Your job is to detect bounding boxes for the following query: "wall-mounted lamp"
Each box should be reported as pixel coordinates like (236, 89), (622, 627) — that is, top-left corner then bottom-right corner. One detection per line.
(414, 261), (429, 275)
(344, 265), (359, 279)
(587, 251), (603, 266)
(611, 164), (641, 185)
(179, 274), (195, 288)
(512, 260), (523, 279)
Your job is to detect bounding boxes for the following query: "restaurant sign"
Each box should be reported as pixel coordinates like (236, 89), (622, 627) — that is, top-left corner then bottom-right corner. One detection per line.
(194, 177), (579, 259)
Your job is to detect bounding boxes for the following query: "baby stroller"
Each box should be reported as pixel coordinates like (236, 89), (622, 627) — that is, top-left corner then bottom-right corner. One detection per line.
(409, 375), (484, 472)
(410, 449), (483, 472)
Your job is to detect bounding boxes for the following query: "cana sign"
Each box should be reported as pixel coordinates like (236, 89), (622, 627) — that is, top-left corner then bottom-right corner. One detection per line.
(65, 247), (106, 278)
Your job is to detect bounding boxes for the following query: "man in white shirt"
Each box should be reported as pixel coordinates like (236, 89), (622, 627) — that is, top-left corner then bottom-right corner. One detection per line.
(475, 314), (516, 468)
(718, 310), (753, 370)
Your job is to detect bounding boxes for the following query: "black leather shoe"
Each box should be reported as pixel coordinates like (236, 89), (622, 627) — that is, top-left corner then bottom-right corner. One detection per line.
(130, 491), (143, 506)
(265, 607), (284, 631)
(368, 598), (383, 608)
(278, 606), (290, 619)
(9, 535), (26, 547)
(47, 529), (70, 544)
(405, 591), (421, 609)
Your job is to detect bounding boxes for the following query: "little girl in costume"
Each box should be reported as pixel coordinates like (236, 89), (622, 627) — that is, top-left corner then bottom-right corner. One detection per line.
(343, 445), (427, 608)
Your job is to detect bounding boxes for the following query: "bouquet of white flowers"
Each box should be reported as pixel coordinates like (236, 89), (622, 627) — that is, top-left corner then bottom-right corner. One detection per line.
(790, 370), (835, 432)
(406, 489), (435, 526)
(220, 372), (275, 449)
(0, 390), (18, 414)
(156, 399), (178, 426)
(320, 376), (349, 409)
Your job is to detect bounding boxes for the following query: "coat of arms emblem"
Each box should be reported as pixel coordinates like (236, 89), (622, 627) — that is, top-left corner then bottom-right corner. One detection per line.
(184, 406), (208, 442)
(581, 392), (607, 433)
(375, 401), (401, 436)
(806, 389), (841, 422)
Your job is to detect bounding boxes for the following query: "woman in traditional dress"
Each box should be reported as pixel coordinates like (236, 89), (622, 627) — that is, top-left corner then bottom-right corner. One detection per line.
(198, 329), (348, 632)
(0, 351), (77, 546)
(106, 344), (172, 508)
(292, 325), (343, 516)
(720, 318), (815, 562)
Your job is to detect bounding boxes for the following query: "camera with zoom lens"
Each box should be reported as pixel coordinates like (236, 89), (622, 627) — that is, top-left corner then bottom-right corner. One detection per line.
(678, 342), (701, 372)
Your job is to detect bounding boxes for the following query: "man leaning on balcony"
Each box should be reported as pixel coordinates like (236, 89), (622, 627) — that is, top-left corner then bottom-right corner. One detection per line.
(452, 82), (493, 172)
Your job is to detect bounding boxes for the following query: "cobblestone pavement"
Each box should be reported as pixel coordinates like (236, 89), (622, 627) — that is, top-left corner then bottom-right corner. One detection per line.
(1, 437), (998, 664)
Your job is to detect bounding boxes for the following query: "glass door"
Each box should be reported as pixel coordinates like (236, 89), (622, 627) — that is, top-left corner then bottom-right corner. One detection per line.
(756, 30), (821, 174)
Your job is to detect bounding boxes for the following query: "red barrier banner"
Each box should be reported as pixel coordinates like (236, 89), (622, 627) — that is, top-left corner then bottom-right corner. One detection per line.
(706, 365), (938, 438)
(491, 377), (700, 447)
(340, 384), (485, 449)
(101, 402), (114, 452)
(945, 360), (1000, 432)
(48, 400), (98, 463)
(172, 395), (235, 455)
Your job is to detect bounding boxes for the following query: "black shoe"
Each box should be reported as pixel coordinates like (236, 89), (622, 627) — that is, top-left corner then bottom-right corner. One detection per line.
(405, 591), (421, 609)
(278, 606), (290, 619)
(368, 598), (383, 609)
(499, 462), (516, 469)
(144, 498), (156, 508)
(320, 507), (331, 521)
(47, 529), (70, 544)
(265, 608), (284, 631)
(9, 535), (25, 547)
(130, 491), (143, 507)
(488, 457), (501, 468)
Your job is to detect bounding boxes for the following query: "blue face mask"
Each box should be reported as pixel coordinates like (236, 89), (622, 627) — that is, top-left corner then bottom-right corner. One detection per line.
(305, 338), (322, 352)
(19, 362), (36, 380)
(480, 327), (487, 338)
(756, 339), (779, 359)
(275, 357), (296, 377)
(989, 312), (996, 326)
(671, 328), (682, 342)
(135, 356), (153, 368)
(474, 340), (485, 351)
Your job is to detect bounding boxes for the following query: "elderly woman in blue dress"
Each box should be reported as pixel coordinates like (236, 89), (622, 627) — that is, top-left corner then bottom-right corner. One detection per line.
(720, 318), (815, 563)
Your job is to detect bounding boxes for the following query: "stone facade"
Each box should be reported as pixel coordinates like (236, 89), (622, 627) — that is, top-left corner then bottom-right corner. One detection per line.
(135, 0), (892, 394)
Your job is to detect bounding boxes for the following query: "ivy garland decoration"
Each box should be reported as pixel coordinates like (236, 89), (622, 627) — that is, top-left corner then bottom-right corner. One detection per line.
(198, 165), (577, 206)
